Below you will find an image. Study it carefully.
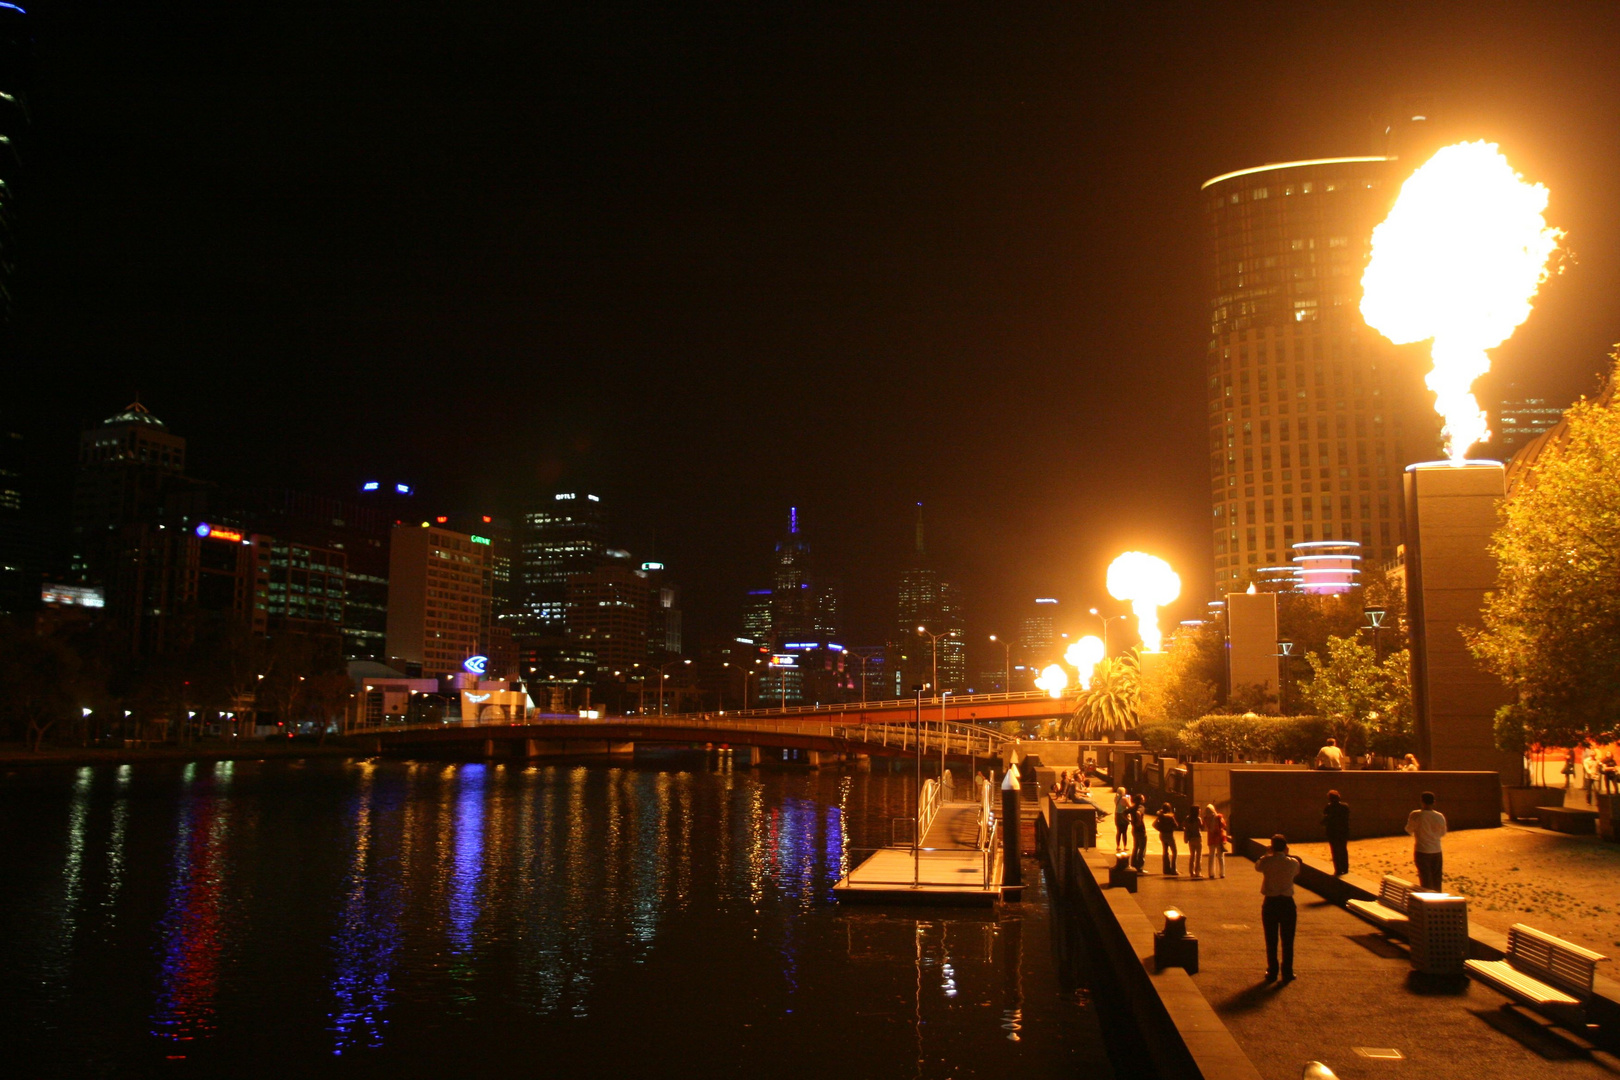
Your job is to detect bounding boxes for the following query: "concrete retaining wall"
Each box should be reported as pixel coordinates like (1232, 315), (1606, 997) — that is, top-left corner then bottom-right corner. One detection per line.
(1229, 769), (1501, 842)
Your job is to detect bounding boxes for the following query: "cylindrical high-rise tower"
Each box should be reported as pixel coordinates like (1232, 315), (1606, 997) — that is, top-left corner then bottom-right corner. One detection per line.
(1201, 156), (1439, 591)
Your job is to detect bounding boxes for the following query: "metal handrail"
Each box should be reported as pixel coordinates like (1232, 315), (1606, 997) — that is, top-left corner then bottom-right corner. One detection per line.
(352, 709), (1019, 760)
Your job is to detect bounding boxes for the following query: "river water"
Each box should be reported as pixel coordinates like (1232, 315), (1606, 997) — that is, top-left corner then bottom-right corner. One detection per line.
(1, 754), (1116, 1078)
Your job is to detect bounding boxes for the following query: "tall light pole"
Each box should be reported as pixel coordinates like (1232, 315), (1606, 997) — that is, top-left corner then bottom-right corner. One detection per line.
(989, 633), (1012, 693)
(723, 659), (760, 712)
(657, 658), (691, 717)
(1088, 607), (1128, 655)
(850, 649), (873, 707)
(919, 626), (954, 771)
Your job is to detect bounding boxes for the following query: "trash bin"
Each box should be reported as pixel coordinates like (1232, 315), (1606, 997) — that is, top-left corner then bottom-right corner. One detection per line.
(1408, 892), (1469, 975)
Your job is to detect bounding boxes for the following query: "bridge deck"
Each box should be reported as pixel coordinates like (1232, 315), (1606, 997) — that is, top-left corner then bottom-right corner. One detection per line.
(834, 800), (1005, 906)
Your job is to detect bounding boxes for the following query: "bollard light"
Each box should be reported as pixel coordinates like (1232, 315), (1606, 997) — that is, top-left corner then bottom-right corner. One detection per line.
(1162, 909), (1187, 938)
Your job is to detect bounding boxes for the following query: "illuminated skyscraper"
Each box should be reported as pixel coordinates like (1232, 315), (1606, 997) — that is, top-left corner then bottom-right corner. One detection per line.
(385, 523), (492, 678)
(519, 492), (607, 632)
(1490, 387), (1563, 459)
(1202, 156), (1437, 590)
(893, 505), (965, 692)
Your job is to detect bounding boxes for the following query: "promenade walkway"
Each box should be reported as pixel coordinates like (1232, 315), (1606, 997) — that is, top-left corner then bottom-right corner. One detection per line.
(1079, 788), (1620, 1080)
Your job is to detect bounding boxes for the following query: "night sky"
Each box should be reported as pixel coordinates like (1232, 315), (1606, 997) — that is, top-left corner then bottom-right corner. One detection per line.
(12, 2), (1620, 658)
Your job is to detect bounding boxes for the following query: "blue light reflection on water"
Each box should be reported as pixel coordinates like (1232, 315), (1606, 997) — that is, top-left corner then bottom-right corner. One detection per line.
(2, 756), (1105, 1078)
(330, 762), (401, 1055)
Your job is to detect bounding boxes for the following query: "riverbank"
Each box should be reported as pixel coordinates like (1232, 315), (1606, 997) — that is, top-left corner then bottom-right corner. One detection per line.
(1048, 788), (1620, 1080)
(0, 739), (364, 767)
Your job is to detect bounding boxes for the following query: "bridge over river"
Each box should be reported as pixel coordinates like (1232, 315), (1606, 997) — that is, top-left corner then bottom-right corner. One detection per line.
(353, 688), (1081, 767)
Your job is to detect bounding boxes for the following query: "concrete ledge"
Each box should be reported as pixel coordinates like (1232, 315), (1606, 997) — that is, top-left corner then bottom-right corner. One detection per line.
(1064, 847), (1263, 1080)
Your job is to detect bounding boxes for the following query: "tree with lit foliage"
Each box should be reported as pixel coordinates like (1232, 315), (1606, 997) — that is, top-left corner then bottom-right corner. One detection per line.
(1468, 361), (1620, 752)
(1063, 652), (1139, 738)
(1299, 634), (1413, 757)
(1136, 622), (1220, 748)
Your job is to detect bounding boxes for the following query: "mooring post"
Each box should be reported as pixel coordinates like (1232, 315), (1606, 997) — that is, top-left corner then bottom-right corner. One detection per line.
(1001, 759), (1022, 892)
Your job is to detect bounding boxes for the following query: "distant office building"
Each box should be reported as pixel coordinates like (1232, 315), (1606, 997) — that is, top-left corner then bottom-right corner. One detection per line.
(893, 505), (965, 692)
(1492, 390), (1563, 459)
(0, 1), (29, 333)
(741, 588), (773, 646)
(640, 560), (683, 657)
(70, 403), (212, 653)
(385, 523), (492, 678)
(0, 421), (37, 614)
(266, 540), (347, 637)
(223, 486), (396, 662)
(1019, 598), (1059, 671)
(1202, 155), (1437, 590)
(520, 492), (607, 633)
(565, 551), (651, 676)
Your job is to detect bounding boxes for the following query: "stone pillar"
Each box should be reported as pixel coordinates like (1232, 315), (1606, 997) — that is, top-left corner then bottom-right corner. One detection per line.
(747, 745), (762, 767)
(1404, 462), (1517, 779)
(1225, 589), (1279, 710)
(806, 750), (821, 767)
(524, 738), (540, 758)
(482, 739), (495, 758)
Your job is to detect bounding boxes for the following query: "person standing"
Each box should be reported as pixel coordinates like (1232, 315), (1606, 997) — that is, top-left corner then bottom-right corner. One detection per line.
(1404, 791), (1447, 892)
(1322, 790), (1350, 877)
(1255, 834), (1302, 981)
(1562, 748), (1576, 790)
(1185, 804), (1205, 878)
(1584, 753), (1600, 805)
(1113, 789), (1131, 853)
(1129, 795), (1149, 872)
(1314, 738), (1346, 771)
(1154, 803), (1180, 876)
(1205, 803), (1228, 879)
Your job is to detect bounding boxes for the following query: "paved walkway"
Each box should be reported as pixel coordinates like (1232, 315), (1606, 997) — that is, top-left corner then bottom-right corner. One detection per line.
(1086, 789), (1620, 1080)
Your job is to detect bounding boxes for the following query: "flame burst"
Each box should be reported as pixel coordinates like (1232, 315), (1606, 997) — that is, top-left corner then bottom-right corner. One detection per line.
(1035, 664), (1069, 699)
(1361, 141), (1562, 461)
(1064, 635), (1106, 690)
(1106, 552), (1181, 654)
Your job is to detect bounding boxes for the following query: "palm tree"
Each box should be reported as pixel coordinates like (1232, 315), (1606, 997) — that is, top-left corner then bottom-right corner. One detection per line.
(1064, 651), (1140, 739)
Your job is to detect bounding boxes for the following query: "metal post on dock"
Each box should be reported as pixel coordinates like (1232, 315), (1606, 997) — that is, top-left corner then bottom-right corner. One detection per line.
(913, 684), (925, 889)
(1001, 760), (1022, 893)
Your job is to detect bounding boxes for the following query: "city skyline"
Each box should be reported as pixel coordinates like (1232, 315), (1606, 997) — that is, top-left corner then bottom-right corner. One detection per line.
(9, 4), (1620, 651)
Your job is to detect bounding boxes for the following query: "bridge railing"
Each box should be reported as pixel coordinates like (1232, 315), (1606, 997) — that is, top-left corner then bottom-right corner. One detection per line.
(724, 688), (1074, 718)
(350, 709), (1017, 759)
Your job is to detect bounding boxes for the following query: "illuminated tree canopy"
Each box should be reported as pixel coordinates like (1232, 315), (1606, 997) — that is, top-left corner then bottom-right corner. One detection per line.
(1469, 362), (1620, 748)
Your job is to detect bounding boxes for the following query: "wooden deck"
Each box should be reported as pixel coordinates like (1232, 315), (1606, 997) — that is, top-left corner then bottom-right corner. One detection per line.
(833, 800), (1007, 906)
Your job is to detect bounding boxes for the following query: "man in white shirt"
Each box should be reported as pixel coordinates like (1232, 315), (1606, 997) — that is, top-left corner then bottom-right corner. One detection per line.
(1404, 791), (1448, 892)
(1313, 738), (1345, 771)
(1255, 833), (1302, 981)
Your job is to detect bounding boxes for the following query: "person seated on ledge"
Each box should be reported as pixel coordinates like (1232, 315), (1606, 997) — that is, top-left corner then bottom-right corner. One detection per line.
(1314, 738), (1346, 771)
(1399, 753), (1420, 772)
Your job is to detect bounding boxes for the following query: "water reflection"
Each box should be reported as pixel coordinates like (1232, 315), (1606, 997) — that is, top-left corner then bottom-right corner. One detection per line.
(151, 775), (232, 1045)
(330, 761), (401, 1055)
(3, 756), (1105, 1077)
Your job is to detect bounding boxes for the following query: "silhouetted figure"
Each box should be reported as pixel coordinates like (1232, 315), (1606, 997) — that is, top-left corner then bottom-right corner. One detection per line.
(1322, 790), (1350, 876)
(1129, 795), (1148, 872)
(1154, 803), (1179, 875)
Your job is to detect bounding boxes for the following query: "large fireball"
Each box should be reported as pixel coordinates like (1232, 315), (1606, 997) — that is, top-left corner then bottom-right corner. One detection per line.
(1064, 635), (1106, 690)
(1361, 141), (1562, 462)
(1106, 552), (1180, 654)
(1034, 664), (1069, 700)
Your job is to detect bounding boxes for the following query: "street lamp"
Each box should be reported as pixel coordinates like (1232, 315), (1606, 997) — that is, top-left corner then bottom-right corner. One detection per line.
(1362, 606), (1388, 663)
(723, 658), (761, 711)
(657, 658), (692, 717)
(1089, 607), (1128, 655)
(849, 650), (874, 706)
(989, 634), (1013, 694)
(1277, 640), (1294, 713)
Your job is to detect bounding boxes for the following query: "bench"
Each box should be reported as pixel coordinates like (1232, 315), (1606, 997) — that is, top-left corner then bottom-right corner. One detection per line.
(1466, 924), (1609, 1023)
(1346, 874), (1415, 934)
(1535, 806), (1600, 835)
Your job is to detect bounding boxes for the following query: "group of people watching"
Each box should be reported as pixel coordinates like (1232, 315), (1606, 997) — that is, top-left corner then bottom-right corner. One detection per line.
(1105, 791), (1229, 878)
(1312, 737), (1419, 772)
(1567, 747), (1620, 801)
